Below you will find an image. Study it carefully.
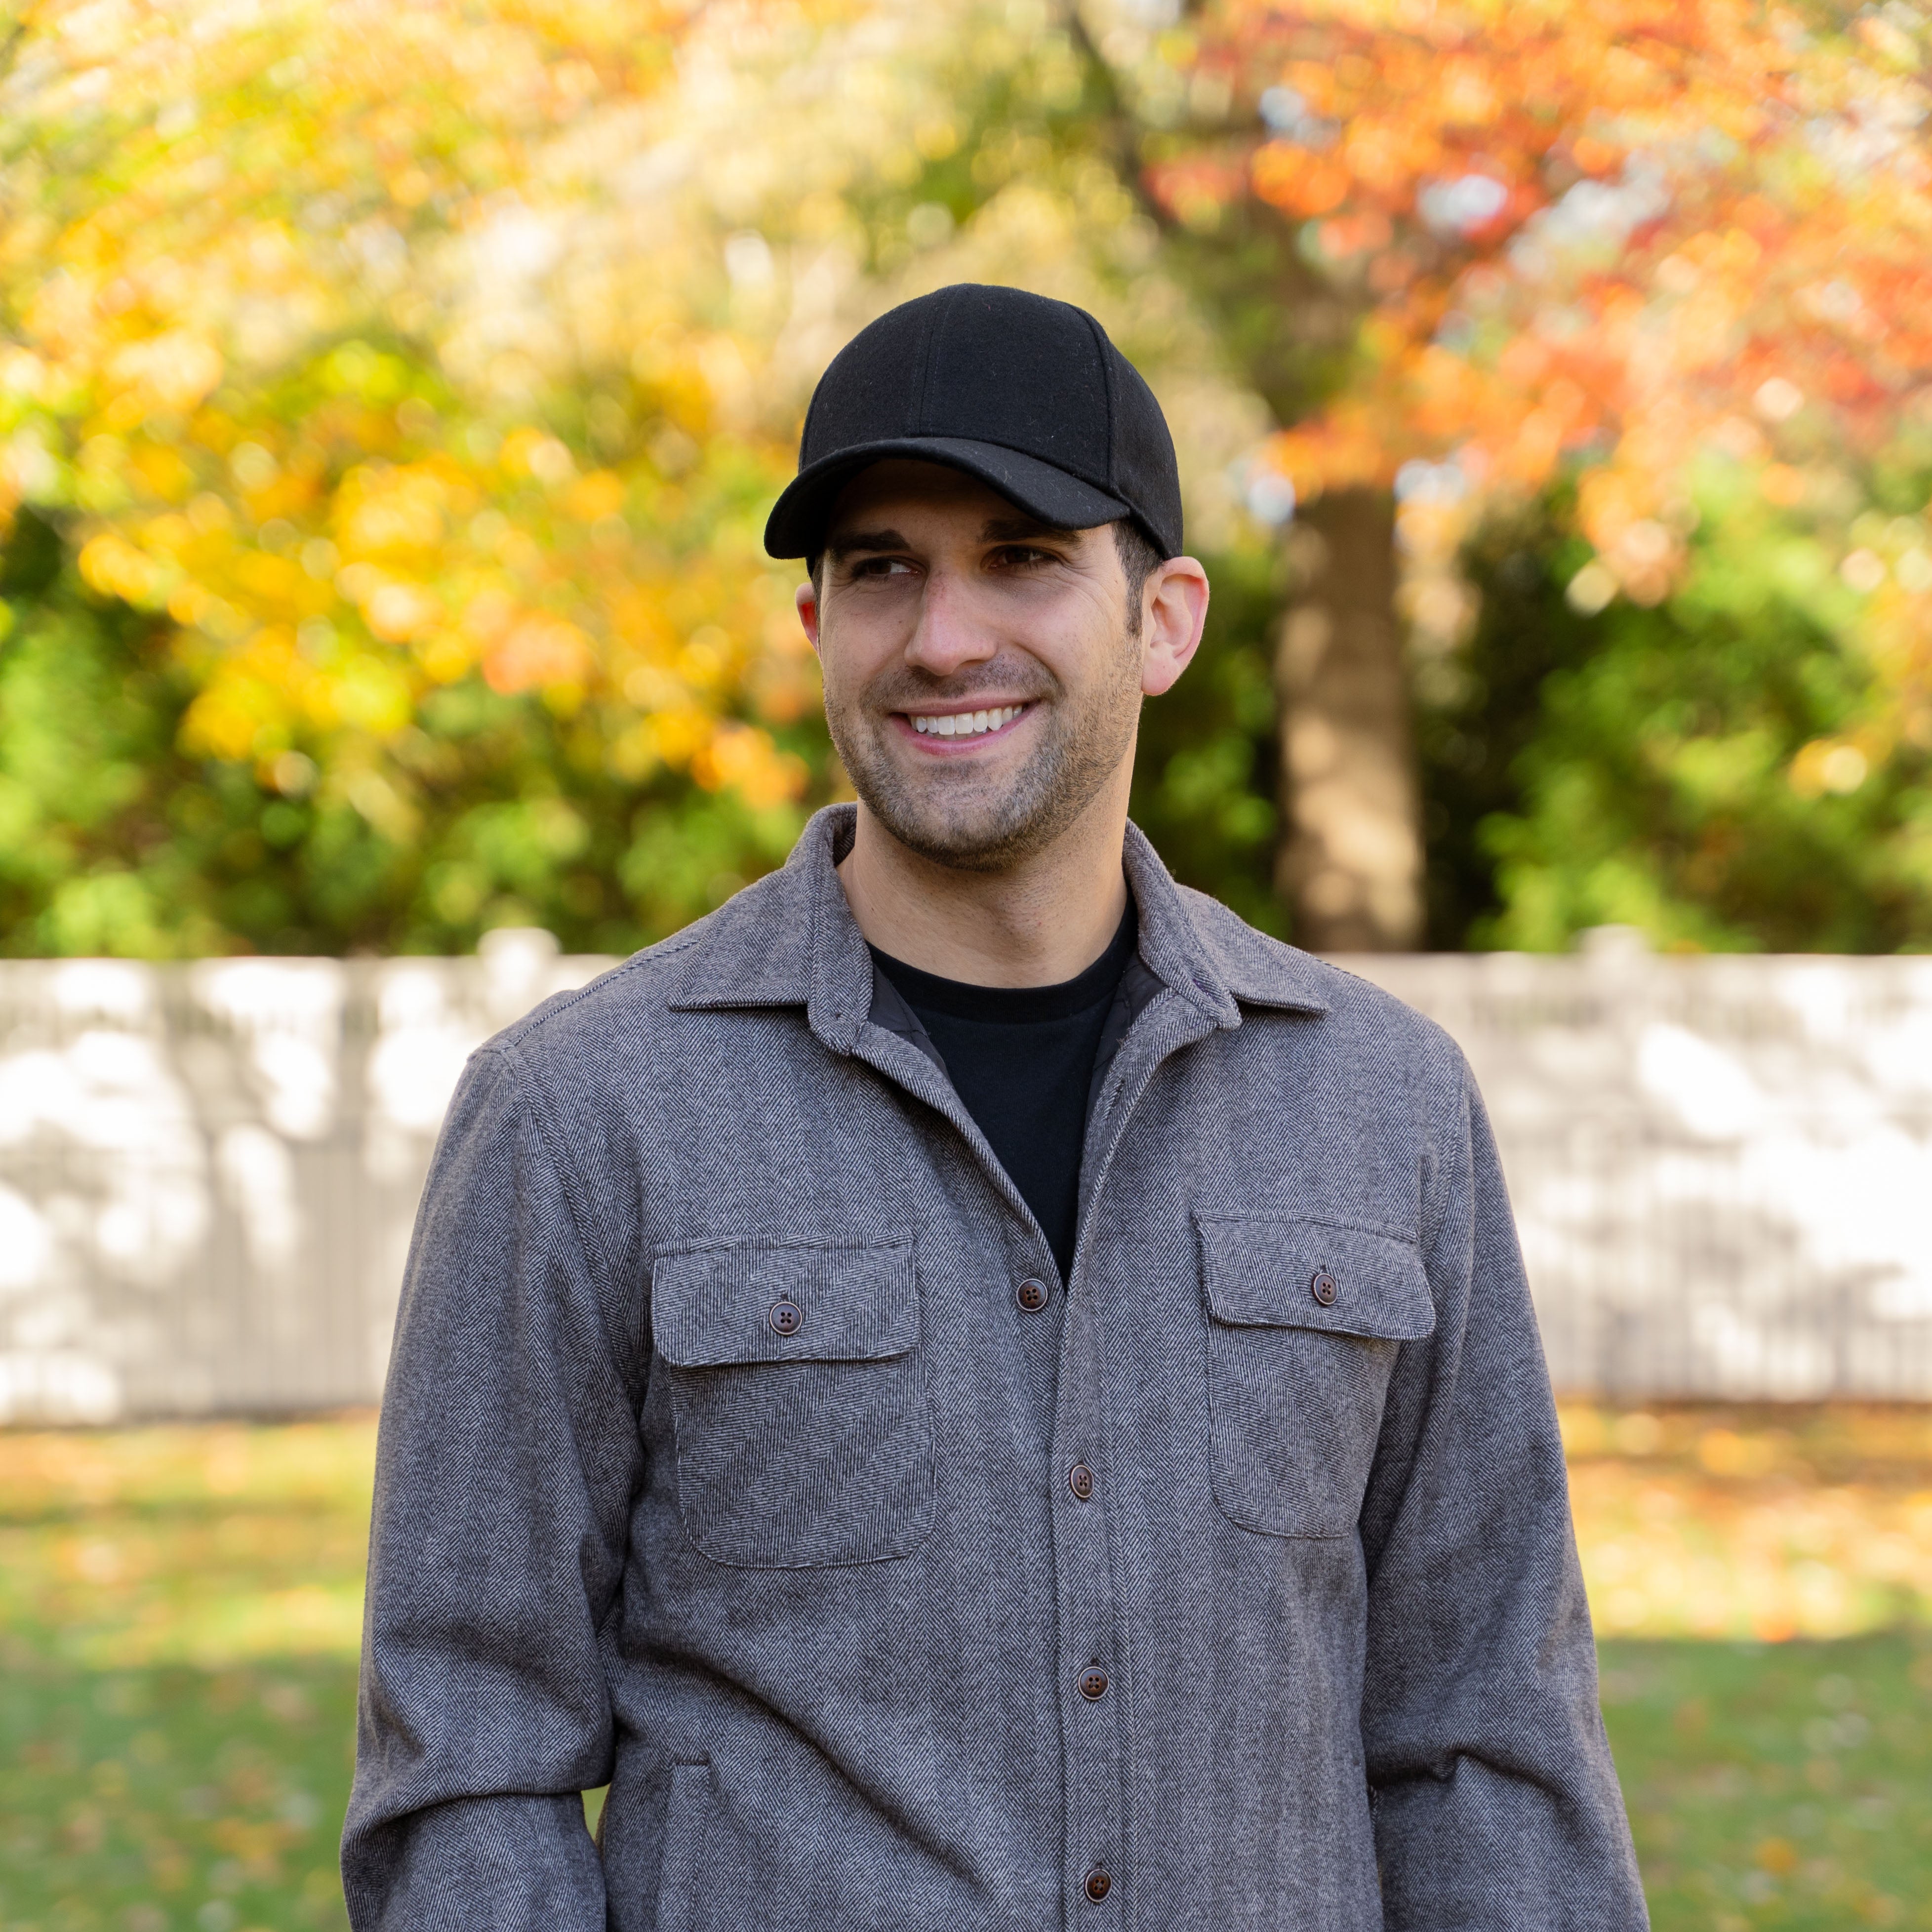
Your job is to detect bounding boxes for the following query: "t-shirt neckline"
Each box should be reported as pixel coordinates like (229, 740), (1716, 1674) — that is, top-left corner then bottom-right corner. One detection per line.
(869, 899), (1137, 1025)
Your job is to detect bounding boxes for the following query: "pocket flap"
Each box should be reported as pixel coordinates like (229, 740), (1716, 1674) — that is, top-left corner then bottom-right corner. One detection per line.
(651, 1241), (918, 1368)
(1196, 1216), (1435, 1341)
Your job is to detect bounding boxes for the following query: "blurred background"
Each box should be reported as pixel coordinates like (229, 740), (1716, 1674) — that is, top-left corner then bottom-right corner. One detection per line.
(1, 0), (1930, 1925)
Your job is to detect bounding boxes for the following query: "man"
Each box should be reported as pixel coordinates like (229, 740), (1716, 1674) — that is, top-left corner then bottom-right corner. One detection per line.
(343, 283), (1647, 1929)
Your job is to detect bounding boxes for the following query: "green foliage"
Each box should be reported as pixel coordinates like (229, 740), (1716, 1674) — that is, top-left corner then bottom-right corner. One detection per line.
(1130, 542), (1286, 935)
(0, 515), (213, 957)
(1418, 487), (1932, 953)
(1413, 518), (1595, 949)
(0, 513), (826, 957)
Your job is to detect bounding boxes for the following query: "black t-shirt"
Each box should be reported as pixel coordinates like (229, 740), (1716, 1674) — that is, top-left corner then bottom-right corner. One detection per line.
(870, 906), (1136, 1281)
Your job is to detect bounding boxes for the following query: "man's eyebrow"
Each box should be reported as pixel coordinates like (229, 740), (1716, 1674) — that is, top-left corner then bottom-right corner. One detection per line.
(981, 515), (1079, 544)
(823, 516), (1081, 559)
(823, 528), (907, 560)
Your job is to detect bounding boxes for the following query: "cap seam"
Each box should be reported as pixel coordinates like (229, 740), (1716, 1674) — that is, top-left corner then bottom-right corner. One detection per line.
(1081, 309), (1119, 494)
(914, 285), (960, 436)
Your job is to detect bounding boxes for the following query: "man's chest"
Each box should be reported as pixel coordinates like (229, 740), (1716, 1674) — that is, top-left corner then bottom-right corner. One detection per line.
(622, 1008), (1434, 1576)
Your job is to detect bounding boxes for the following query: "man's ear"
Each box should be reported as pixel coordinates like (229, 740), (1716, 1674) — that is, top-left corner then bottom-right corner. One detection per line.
(1139, 557), (1210, 696)
(796, 578), (822, 656)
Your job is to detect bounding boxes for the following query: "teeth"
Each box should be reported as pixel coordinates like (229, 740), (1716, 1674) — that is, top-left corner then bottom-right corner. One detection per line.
(911, 705), (1022, 738)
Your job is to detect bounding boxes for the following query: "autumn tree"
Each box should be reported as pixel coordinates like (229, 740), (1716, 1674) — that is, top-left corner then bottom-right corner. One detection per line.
(13, 0), (1932, 961)
(1069, 0), (1932, 948)
(0, 0), (834, 955)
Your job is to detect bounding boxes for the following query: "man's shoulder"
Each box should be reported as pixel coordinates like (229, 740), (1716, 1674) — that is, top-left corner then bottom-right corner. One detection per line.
(1175, 885), (1464, 1076)
(484, 866), (800, 1074)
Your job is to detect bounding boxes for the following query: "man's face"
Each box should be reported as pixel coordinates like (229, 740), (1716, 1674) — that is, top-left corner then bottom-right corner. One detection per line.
(798, 460), (1176, 872)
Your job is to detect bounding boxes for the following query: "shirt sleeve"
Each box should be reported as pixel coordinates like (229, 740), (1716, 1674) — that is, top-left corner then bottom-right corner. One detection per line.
(1358, 1056), (1650, 1931)
(340, 1042), (642, 1930)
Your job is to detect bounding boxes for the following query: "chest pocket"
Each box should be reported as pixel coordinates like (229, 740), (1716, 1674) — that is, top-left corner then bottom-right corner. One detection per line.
(650, 1239), (933, 1569)
(1196, 1216), (1435, 1539)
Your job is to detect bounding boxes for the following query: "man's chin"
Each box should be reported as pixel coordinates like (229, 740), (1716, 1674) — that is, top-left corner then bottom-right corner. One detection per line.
(864, 802), (1044, 873)
(850, 768), (1053, 872)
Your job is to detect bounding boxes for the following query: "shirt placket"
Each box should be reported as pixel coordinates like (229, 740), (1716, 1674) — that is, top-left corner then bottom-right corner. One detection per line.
(1050, 992), (1223, 1927)
(1051, 1274), (1128, 1918)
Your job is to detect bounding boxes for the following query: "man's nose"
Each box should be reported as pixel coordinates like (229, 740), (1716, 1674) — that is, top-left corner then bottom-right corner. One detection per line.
(903, 571), (998, 677)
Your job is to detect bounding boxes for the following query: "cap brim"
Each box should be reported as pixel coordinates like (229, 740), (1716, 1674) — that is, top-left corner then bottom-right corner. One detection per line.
(762, 437), (1134, 559)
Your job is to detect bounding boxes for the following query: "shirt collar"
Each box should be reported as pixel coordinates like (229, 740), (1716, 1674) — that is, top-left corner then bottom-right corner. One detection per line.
(664, 802), (1329, 1037)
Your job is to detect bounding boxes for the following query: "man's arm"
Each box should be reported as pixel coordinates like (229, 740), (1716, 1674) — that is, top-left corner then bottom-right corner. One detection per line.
(341, 1043), (642, 1930)
(1359, 1057), (1649, 1930)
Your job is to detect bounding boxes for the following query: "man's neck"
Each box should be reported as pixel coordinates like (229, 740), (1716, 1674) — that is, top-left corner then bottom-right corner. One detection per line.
(836, 793), (1131, 990)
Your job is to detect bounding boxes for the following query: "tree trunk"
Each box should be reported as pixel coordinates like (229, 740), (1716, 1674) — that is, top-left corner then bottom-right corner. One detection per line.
(1274, 488), (1424, 951)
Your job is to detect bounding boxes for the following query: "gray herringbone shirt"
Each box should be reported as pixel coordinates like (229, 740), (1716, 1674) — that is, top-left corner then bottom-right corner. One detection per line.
(342, 805), (1647, 1931)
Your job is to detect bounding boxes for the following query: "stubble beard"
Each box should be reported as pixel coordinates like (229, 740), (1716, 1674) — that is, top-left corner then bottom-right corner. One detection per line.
(825, 637), (1144, 873)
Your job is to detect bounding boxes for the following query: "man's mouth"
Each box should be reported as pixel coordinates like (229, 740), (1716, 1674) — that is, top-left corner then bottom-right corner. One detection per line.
(902, 704), (1027, 740)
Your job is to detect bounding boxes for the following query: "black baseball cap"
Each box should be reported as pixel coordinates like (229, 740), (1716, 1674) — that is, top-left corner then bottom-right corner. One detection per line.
(763, 283), (1183, 561)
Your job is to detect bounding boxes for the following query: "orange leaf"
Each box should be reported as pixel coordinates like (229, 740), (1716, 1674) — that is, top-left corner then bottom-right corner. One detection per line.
(1251, 144), (1351, 218)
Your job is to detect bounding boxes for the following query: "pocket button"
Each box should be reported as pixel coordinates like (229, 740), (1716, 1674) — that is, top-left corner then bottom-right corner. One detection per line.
(1079, 1666), (1109, 1700)
(1310, 1271), (1340, 1307)
(1084, 1869), (1112, 1901)
(768, 1299), (803, 1336)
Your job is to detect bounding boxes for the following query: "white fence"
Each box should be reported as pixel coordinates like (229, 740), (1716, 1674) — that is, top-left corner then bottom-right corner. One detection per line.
(1352, 931), (1932, 1401)
(0, 931), (603, 1425)
(1, 927), (1929, 1422)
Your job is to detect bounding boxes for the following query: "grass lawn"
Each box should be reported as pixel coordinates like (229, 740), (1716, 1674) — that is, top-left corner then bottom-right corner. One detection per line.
(1, 1405), (1928, 1930)
(1, 1426), (368, 1932)
(1603, 1635), (1932, 1930)
(1570, 1405), (1932, 1929)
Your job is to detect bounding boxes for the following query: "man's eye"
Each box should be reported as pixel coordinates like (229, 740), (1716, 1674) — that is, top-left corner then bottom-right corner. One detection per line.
(988, 545), (1057, 569)
(850, 557), (916, 578)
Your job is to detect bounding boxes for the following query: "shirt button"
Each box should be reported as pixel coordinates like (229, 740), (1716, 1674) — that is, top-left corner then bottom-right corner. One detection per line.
(1079, 1666), (1109, 1701)
(1068, 1462), (1095, 1500)
(768, 1300), (803, 1336)
(1311, 1270), (1340, 1307)
(1084, 1869), (1112, 1902)
(1015, 1278), (1050, 1312)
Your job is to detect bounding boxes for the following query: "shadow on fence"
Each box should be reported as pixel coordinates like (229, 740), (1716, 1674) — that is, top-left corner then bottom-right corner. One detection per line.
(2, 925), (1929, 1420)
